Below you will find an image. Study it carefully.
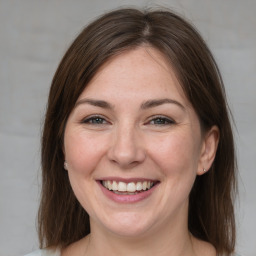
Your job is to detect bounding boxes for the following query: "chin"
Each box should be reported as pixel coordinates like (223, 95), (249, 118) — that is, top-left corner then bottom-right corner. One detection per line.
(94, 211), (155, 238)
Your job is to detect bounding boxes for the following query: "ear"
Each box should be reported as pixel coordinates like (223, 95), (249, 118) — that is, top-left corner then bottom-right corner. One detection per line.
(197, 125), (219, 175)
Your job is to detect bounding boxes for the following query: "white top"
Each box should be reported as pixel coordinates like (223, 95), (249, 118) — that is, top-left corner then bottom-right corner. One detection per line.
(25, 248), (241, 256)
(24, 248), (61, 256)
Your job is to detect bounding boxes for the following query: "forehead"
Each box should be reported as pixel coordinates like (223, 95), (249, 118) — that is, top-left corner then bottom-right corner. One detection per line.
(77, 47), (189, 106)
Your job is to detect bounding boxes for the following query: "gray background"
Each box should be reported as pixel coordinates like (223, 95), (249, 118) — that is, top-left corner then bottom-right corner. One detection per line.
(0, 0), (255, 255)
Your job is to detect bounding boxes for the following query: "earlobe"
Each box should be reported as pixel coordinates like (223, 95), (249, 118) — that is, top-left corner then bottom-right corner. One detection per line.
(197, 125), (219, 175)
(64, 161), (68, 170)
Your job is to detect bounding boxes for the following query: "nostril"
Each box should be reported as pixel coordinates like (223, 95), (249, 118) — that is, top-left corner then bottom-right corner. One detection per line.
(107, 130), (146, 167)
(107, 147), (146, 168)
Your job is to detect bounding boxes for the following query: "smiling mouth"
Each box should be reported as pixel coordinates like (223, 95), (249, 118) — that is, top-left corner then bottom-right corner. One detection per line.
(100, 180), (158, 195)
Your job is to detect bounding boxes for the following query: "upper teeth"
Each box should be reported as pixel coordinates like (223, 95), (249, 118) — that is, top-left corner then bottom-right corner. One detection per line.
(102, 181), (154, 192)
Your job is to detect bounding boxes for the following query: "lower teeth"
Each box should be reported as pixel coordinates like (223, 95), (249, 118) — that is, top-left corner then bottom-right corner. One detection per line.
(113, 191), (139, 195)
(110, 189), (149, 195)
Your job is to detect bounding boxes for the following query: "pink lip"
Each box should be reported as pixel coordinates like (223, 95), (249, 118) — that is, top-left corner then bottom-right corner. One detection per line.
(97, 180), (160, 204)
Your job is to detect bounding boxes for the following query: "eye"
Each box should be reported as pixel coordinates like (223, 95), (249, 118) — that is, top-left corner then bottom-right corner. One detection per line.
(148, 116), (175, 126)
(82, 115), (108, 125)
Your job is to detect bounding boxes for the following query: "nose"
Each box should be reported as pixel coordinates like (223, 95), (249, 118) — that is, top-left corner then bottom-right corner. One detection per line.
(107, 124), (146, 169)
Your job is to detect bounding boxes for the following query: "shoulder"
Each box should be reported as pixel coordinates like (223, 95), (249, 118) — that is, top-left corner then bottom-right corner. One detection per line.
(24, 247), (61, 256)
(24, 250), (42, 256)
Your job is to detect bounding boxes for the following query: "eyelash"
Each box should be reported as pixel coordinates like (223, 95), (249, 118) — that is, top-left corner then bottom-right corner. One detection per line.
(81, 115), (175, 126)
(81, 115), (109, 125)
(146, 116), (175, 126)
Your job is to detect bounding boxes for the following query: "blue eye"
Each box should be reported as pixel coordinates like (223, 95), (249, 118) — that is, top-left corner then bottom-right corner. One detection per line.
(82, 116), (107, 125)
(149, 116), (174, 125)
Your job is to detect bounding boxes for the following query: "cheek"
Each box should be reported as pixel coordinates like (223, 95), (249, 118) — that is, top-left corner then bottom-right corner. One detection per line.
(64, 130), (106, 176)
(64, 130), (107, 212)
(147, 130), (201, 176)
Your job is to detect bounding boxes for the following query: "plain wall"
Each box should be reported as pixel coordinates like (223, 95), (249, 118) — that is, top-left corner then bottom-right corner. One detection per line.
(0, 0), (255, 255)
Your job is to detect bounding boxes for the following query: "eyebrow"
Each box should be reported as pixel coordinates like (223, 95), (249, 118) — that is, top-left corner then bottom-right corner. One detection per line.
(75, 98), (114, 109)
(141, 98), (185, 110)
(75, 98), (185, 110)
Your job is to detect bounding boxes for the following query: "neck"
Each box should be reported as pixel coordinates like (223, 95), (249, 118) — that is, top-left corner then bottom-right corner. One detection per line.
(84, 218), (196, 256)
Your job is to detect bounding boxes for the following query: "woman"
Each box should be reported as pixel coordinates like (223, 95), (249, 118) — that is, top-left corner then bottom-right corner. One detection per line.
(26, 8), (238, 256)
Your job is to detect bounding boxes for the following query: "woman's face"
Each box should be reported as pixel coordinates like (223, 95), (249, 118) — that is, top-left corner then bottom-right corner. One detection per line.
(64, 47), (208, 238)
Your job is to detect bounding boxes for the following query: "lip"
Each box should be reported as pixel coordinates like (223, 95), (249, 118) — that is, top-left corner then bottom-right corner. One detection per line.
(97, 178), (160, 204)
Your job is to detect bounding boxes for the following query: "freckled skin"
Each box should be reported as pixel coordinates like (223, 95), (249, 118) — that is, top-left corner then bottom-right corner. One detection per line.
(63, 47), (217, 255)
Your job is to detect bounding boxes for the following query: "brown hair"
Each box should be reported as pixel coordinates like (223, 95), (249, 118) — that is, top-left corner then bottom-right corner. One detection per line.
(39, 8), (237, 255)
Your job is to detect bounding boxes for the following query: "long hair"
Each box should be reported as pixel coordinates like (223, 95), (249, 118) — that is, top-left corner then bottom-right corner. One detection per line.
(39, 8), (237, 255)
